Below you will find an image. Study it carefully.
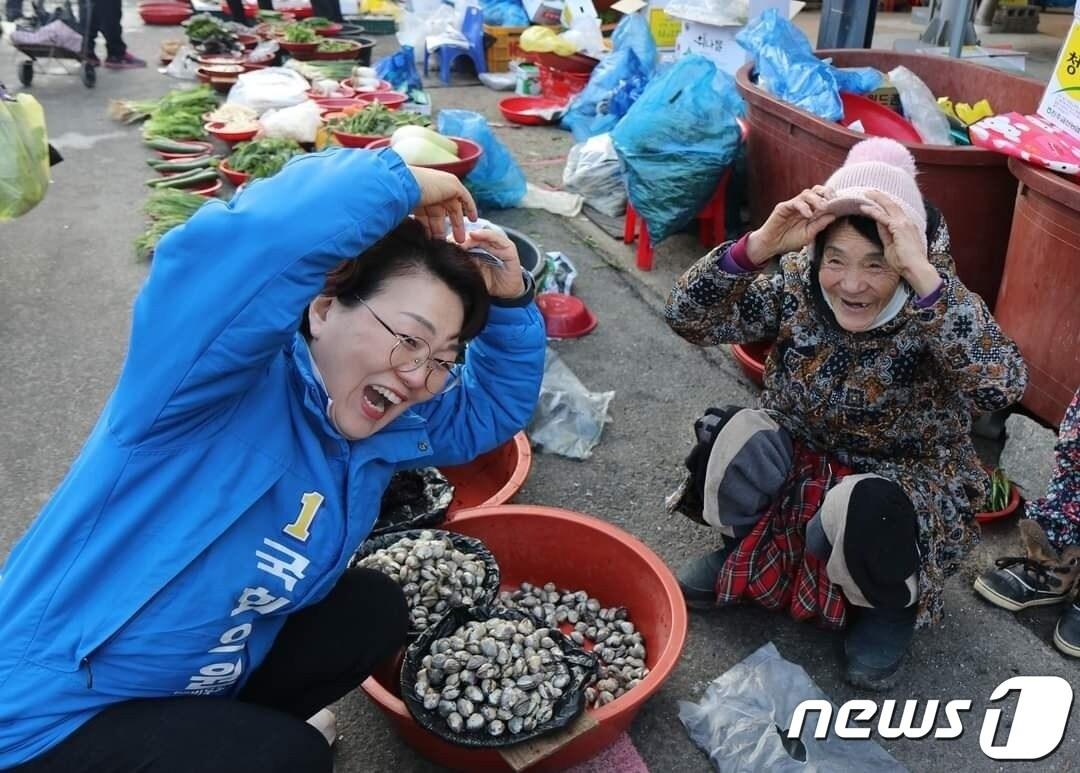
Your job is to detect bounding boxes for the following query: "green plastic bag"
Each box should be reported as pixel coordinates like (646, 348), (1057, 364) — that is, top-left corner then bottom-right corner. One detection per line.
(0, 94), (51, 220)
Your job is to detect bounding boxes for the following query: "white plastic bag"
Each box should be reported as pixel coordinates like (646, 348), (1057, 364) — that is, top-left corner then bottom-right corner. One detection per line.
(888, 66), (952, 146)
(226, 67), (310, 115)
(259, 100), (322, 144)
(163, 46), (200, 81)
(398, 4), (456, 63)
(679, 643), (908, 773)
(664, 0), (748, 25)
(562, 133), (626, 217)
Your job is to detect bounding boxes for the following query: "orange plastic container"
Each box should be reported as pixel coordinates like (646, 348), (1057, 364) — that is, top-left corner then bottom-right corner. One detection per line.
(736, 50), (1045, 309)
(994, 158), (1080, 427)
(360, 505), (688, 772)
(442, 431), (532, 514)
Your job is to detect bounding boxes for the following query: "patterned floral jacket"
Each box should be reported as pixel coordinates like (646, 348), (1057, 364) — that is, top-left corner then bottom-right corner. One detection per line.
(665, 214), (1029, 625)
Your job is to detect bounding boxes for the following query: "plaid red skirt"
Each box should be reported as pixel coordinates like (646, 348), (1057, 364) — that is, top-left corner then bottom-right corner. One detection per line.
(715, 443), (853, 629)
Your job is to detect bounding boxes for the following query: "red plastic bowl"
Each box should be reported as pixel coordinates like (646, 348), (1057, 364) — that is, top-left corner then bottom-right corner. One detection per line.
(365, 137), (483, 179)
(191, 178), (224, 197)
(236, 32), (259, 49)
(498, 96), (567, 126)
(360, 505), (688, 772)
(313, 21), (342, 36)
(354, 91), (408, 109)
(536, 293), (598, 339)
(731, 341), (771, 387)
(205, 121), (259, 143)
(330, 129), (384, 148)
(442, 432), (531, 515)
(279, 40), (319, 60)
(530, 51), (599, 74)
(839, 92), (923, 144)
(340, 77), (392, 93)
(217, 159), (251, 186)
(138, 2), (191, 25)
(312, 40), (362, 60)
(975, 480), (1021, 524)
(155, 140), (214, 160)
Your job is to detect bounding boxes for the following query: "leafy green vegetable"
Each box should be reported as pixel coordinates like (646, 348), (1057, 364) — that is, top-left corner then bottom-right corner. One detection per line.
(988, 468), (1013, 512)
(185, 14), (229, 42)
(317, 39), (356, 53)
(328, 103), (429, 136)
(227, 138), (304, 179)
(301, 16), (332, 27)
(136, 189), (210, 259)
(304, 61), (357, 80)
(283, 23), (318, 43)
(137, 85), (220, 140)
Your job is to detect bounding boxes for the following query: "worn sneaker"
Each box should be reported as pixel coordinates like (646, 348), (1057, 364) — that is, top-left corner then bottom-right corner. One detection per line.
(1055, 601), (1080, 658)
(677, 542), (736, 609)
(104, 52), (146, 69)
(843, 605), (916, 691)
(974, 556), (1073, 612)
(85, 53), (100, 66)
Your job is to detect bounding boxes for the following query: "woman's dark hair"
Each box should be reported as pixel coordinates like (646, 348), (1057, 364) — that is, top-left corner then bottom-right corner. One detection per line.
(300, 218), (490, 342)
(813, 215), (884, 263)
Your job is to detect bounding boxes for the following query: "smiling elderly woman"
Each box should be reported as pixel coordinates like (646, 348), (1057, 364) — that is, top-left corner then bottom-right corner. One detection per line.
(665, 139), (1028, 690)
(0, 148), (545, 771)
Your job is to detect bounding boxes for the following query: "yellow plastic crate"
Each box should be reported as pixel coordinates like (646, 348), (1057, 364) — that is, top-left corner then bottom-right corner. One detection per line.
(484, 24), (558, 73)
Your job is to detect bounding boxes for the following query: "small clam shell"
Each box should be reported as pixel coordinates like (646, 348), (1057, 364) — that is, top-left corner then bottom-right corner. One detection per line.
(443, 657), (462, 674)
(447, 712), (463, 732)
(466, 713), (485, 731)
(457, 698), (474, 717)
(438, 699), (456, 717)
(488, 720), (506, 737)
(508, 717), (524, 735)
(441, 686), (461, 701)
(466, 654), (487, 671)
(536, 705), (554, 724)
(423, 693), (440, 710)
(481, 705), (498, 722)
(465, 685), (484, 703)
(480, 638), (499, 658)
(488, 688), (503, 706)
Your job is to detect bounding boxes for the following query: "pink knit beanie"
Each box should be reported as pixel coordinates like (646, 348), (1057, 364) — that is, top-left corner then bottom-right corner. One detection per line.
(822, 137), (927, 249)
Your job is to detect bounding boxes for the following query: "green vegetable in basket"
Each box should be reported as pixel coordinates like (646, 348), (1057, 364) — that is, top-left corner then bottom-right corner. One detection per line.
(227, 138), (304, 179)
(327, 102), (430, 137)
(135, 189), (210, 259)
(184, 13), (229, 43)
(317, 39), (355, 53)
(283, 23), (318, 43)
(988, 468), (1013, 512)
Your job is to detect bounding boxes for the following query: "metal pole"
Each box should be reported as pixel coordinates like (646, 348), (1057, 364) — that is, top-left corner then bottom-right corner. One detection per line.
(949, 0), (973, 58)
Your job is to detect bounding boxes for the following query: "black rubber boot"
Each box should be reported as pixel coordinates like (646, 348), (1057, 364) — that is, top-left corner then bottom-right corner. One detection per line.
(677, 542), (737, 609)
(843, 605), (916, 691)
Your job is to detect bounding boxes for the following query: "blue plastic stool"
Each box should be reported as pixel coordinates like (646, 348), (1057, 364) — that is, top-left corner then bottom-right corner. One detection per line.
(424, 6), (487, 85)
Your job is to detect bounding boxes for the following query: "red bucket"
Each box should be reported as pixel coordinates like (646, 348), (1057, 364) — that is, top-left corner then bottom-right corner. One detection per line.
(442, 432), (532, 515)
(360, 505), (688, 772)
(539, 64), (590, 102)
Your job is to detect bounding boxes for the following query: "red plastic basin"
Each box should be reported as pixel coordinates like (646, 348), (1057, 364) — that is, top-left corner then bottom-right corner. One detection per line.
(839, 92), (922, 143)
(499, 96), (567, 126)
(360, 505), (688, 772)
(365, 137), (483, 179)
(218, 159), (251, 186)
(138, 2), (191, 24)
(536, 293), (597, 339)
(354, 90), (409, 110)
(441, 432), (531, 515)
(731, 341), (772, 388)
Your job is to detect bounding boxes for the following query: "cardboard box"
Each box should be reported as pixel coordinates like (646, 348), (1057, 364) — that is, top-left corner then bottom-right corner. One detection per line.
(1037, 7), (1080, 139)
(523, 0), (565, 26)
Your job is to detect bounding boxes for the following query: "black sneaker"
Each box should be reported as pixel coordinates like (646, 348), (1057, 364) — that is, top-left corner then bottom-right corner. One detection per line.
(974, 556), (1073, 612)
(677, 543), (736, 609)
(1055, 601), (1080, 658)
(843, 605), (916, 691)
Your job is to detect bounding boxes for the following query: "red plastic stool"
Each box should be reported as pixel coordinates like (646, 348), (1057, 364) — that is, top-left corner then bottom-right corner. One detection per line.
(623, 167), (733, 271)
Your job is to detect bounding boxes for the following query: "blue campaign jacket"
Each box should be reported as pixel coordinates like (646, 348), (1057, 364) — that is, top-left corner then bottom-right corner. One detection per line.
(0, 148), (546, 766)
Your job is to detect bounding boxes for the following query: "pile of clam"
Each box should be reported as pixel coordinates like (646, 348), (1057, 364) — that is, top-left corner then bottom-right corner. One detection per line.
(354, 531), (490, 632)
(498, 582), (648, 709)
(412, 616), (580, 739)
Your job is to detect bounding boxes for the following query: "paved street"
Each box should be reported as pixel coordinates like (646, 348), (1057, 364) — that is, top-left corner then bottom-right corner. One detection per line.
(2, 8), (1078, 771)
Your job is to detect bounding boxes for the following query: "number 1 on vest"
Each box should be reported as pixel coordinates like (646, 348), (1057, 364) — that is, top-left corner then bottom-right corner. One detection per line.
(283, 492), (325, 542)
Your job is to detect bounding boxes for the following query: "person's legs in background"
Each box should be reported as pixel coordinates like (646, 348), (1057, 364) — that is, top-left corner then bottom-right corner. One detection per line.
(86, 0), (145, 68)
(806, 474), (921, 691)
(5, 0), (22, 22)
(309, 0), (343, 23)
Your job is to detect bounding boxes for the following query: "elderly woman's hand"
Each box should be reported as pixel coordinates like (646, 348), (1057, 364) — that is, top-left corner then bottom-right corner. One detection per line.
(457, 228), (526, 300)
(746, 186), (838, 265)
(859, 191), (942, 298)
(409, 166), (478, 244)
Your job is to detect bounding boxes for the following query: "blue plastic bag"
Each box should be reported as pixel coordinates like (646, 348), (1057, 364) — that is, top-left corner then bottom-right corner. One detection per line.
(376, 45), (423, 93)
(561, 14), (657, 142)
(736, 9), (880, 122)
(480, 0), (529, 26)
(437, 110), (526, 210)
(612, 55), (745, 244)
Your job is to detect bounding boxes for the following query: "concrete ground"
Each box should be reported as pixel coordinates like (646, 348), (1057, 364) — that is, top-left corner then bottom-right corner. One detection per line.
(2, 5), (1078, 772)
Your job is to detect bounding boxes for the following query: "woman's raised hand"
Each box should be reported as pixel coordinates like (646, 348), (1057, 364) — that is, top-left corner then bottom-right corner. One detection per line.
(409, 166), (478, 244)
(746, 186), (838, 266)
(458, 229), (526, 300)
(859, 191), (941, 298)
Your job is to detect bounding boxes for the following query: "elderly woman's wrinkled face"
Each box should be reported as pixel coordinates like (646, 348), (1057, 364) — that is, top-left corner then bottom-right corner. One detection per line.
(818, 222), (901, 333)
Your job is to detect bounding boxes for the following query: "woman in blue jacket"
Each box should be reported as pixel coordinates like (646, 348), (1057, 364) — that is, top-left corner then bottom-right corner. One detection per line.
(0, 148), (546, 771)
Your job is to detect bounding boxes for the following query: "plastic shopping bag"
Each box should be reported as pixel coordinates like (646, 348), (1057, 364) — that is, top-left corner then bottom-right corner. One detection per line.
(376, 45), (424, 93)
(437, 110), (526, 209)
(562, 133), (626, 217)
(889, 66), (953, 145)
(612, 55), (745, 244)
(226, 67), (310, 114)
(680, 642), (909, 773)
(0, 94), (51, 221)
